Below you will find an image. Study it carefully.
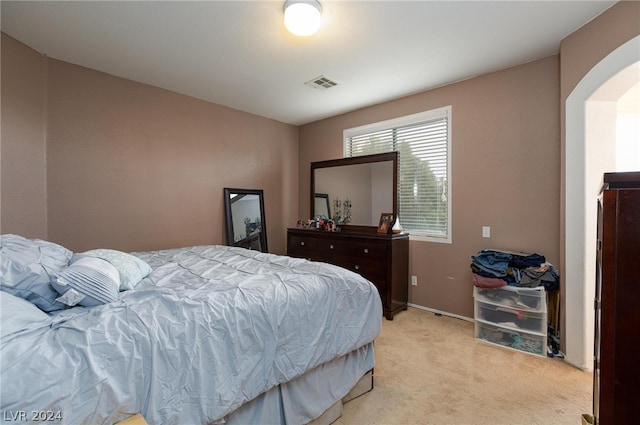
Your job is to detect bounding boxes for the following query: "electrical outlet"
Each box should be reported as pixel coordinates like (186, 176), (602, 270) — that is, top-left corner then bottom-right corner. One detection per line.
(482, 226), (491, 238)
(411, 276), (418, 286)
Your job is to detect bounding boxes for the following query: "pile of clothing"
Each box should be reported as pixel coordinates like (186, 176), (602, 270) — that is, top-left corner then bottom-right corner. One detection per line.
(470, 249), (559, 291)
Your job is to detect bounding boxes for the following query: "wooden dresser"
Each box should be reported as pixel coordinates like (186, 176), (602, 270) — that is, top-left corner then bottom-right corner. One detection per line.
(287, 227), (409, 320)
(593, 172), (640, 425)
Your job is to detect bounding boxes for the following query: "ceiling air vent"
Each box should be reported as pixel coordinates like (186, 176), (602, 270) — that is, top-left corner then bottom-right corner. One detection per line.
(305, 75), (338, 90)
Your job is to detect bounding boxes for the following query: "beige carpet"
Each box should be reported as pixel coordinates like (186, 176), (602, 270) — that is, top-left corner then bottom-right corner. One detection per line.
(335, 307), (592, 425)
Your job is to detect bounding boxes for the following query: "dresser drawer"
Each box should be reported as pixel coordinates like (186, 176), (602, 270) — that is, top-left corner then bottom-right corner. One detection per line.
(317, 239), (350, 255)
(287, 235), (318, 259)
(349, 239), (387, 258)
(335, 255), (387, 281)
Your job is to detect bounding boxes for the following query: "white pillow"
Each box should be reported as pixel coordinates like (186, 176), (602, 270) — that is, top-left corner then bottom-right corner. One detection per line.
(71, 249), (151, 291)
(0, 234), (72, 312)
(0, 291), (52, 338)
(52, 257), (120, 307)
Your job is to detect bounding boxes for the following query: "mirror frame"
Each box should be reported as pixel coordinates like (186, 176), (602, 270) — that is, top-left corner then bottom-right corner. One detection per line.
(310, 152), (398, 230)
(224, 188), (268, 252)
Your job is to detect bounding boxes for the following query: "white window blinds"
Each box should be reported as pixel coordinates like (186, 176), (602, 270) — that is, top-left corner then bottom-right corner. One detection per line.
(344, 106), (451, 242)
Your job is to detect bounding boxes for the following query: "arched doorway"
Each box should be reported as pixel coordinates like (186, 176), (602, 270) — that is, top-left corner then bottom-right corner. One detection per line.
(565, 35), (640, 369)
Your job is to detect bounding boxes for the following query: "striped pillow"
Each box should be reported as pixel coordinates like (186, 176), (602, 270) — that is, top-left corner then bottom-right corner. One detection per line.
(52, 257), (120, 307)
(72, 249), (151, 291)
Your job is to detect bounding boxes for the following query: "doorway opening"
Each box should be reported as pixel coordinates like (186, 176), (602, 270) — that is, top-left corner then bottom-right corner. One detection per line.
(565, 35), (640, 370)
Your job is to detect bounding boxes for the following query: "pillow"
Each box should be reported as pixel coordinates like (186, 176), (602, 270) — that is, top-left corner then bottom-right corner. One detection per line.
(72, 249), (151, 291)
(0, 291), (52, 338)
(0, 234), (72, 312)
(51, 257), (120, 307)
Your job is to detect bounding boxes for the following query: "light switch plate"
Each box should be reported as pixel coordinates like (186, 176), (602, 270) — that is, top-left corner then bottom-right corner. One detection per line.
(482, 226), (491, 238)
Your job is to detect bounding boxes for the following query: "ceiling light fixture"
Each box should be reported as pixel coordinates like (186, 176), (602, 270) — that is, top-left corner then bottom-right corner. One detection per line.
(284, 0), (322, 37)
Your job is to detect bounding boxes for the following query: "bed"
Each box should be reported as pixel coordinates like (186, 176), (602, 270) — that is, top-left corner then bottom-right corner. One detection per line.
(0, 234), (382, 424)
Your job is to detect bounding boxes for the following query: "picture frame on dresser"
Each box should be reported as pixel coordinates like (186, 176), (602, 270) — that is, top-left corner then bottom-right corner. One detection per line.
(377, 213), (393, 234)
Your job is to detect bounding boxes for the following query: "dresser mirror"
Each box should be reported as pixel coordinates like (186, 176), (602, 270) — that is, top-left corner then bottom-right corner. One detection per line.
(310, 152), (398, 228)
(224, 188), (268, 252)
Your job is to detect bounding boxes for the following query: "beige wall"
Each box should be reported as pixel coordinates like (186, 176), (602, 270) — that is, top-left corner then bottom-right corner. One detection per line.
(1, 34), (299, 254)
(560, 1), (639, 102)
(2, 2), (635, 322)
(1, 34), (48, 238)
(300, 56), (561, 318)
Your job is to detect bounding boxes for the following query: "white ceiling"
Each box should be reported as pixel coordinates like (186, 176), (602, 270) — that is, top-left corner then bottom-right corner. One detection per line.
(1, 0), (617, 126)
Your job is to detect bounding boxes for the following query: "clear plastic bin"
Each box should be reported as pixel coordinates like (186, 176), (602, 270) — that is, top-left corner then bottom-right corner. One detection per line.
(473, 285), (546, 313)
(475, 319), (547, 357)
(475, 300), (547, 333)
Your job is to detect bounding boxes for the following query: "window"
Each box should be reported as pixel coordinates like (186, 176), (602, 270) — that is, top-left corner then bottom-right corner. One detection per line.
(344, 106), (451, 243)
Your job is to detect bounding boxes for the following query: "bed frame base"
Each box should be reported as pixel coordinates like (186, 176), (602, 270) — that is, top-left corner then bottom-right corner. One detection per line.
(307, 369), (374, 425)
(115, 366), (374, 425)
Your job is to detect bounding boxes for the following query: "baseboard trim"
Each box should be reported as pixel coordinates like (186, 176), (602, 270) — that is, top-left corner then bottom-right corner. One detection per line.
(407, 303), (474, 323)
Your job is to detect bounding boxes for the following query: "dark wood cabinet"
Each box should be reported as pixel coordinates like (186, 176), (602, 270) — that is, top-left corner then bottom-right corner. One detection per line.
(287, 228), (409, 320)
(593, 172), (640, 425)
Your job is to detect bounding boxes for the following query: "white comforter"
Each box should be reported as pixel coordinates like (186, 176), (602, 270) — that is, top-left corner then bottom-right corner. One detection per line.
(1, 245), (382, 424)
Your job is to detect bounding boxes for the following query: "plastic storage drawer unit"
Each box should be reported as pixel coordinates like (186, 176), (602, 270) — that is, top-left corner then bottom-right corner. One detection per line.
(474, 285), (545, 312)
(475, 300), (546, 333)
(473, 286), (547, 357)
(475, 320), (547, 357)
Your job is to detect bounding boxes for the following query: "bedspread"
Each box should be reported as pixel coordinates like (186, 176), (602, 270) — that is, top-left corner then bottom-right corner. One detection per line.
(0, 245), (382, 425)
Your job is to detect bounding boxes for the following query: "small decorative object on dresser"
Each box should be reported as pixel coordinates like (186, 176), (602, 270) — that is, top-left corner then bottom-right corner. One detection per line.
(377, 213), (393, 234)
(391, 217), (403, 234)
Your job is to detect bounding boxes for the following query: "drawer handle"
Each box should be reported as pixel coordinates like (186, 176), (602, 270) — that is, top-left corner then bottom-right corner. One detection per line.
(364, 248), (369, 254)
(300, 241), (305, 246)
(330, 244), (334, 250)
(355, 265), (360, 270)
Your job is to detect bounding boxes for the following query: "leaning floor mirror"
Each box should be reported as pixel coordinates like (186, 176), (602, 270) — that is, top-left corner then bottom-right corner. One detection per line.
(223, 188), (268, 252)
